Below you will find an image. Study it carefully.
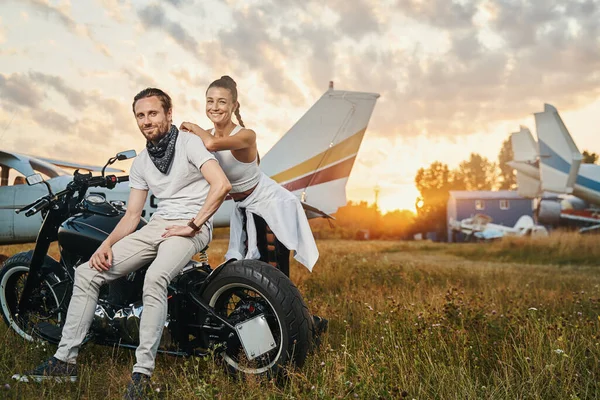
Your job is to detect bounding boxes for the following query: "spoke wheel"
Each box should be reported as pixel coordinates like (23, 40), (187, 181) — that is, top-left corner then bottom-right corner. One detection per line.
(200, 260), (313, 378)
(209, 283), (283, 374)
(0, 254), (63, 342)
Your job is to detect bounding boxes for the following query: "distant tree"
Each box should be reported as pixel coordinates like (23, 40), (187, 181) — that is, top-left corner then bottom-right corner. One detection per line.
(414, 161), (458, 240)
(582, 150), (598, 164)
(497, 137), (516, 190)
(453, 153), (497, 191)
(309, 201), (415, 240)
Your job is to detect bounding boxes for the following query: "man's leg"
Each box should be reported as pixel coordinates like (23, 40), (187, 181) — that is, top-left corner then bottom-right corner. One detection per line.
(54, 227), (159, 364)
(132, 225), (210, 376)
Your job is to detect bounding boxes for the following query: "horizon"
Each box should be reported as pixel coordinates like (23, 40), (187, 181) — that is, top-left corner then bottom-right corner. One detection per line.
(2, 1), (600, 213)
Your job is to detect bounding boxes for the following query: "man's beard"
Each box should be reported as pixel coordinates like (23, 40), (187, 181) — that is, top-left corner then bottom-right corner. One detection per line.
(142, 121), (170, 142)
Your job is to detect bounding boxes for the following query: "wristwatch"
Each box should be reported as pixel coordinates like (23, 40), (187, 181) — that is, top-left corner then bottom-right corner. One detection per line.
(187, 218), (201, 233)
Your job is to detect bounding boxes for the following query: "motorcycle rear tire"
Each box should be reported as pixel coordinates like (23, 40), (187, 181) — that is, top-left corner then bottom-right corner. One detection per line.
(202, 259), (313, 378)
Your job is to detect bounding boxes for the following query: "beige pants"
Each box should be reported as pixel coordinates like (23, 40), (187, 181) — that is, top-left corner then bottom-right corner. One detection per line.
(54, 216), (210, 376)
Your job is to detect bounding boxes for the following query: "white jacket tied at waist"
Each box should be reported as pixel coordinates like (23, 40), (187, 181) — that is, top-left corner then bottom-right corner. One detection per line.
(225, 173), (319, 271)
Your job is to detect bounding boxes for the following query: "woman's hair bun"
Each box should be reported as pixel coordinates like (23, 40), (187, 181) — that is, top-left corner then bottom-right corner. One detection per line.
(220, 75), (236, 86)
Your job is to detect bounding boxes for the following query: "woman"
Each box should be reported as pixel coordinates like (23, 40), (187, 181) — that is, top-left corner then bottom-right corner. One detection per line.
(180, 76), (319, 272)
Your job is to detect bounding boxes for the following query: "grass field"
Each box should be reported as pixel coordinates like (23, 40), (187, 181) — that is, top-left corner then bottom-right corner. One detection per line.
(1, 235), (599, 399)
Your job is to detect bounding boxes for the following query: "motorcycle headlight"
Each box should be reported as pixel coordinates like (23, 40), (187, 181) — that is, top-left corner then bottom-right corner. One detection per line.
(86, 194), (106, 204)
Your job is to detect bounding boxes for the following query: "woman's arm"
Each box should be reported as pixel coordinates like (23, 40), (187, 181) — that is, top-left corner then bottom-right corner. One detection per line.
(180, 122), (256, 152)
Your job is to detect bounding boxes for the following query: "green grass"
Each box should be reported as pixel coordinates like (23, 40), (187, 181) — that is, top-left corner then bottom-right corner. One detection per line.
(0, 238), (599, 399)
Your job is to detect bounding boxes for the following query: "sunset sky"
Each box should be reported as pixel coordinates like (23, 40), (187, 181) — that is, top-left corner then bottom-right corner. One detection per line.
(1, 0), (599, 213)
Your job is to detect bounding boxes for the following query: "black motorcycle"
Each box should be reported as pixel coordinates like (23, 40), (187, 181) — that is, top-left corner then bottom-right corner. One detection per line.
(0, 150), (313, 377)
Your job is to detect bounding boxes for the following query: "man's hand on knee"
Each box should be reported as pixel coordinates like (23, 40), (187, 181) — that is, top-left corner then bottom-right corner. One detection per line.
(90, 242), (113, 271)
(162, 225), (197, 238)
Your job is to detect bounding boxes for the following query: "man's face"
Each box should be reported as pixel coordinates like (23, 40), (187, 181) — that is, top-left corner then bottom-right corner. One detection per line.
(206, 87), (236, 126)
(134, 96), (172, 143)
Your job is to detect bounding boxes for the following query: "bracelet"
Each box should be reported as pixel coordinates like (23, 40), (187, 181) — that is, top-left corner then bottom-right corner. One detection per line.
(187, 218), (201, 232)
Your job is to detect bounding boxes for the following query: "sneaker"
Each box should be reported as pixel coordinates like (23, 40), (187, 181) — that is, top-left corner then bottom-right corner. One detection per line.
(12, 356), (77, 383)
(123, 372), (151, 400)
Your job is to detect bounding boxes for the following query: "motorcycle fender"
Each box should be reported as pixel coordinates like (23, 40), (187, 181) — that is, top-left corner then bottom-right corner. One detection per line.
(195, 258), (238, 294)
(15, 250), (67, 280)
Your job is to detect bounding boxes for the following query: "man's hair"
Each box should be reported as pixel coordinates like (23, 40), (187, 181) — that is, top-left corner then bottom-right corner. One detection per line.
(132, 88), (172, 114)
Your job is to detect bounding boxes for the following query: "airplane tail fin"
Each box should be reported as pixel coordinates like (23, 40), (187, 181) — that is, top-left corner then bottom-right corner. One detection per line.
(535, 104), (582, 194)
(510, 126), (542, 198)
(511, 126), (538, 162)
(260, 89), (380, 215)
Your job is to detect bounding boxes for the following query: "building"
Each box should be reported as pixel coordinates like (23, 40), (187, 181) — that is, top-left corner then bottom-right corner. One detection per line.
(447, 191), (534, 242)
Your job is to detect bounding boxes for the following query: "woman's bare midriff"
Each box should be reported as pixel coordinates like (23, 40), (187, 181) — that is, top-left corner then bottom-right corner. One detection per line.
(230, 185), (257, 202)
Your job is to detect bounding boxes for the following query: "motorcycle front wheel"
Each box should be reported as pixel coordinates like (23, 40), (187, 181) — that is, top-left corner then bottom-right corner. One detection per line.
(0, 252), (64, 342)
(202, 259), (313, 377)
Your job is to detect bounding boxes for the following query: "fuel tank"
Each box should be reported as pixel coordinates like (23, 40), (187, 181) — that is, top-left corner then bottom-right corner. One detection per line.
(58, 212), (147, 261)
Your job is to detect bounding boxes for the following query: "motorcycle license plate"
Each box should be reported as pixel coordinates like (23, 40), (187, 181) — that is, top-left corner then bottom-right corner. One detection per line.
(235, 314), (277, 360)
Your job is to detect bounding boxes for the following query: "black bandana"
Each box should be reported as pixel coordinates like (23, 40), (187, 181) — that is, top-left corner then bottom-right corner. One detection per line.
(146, 125), (178, 174)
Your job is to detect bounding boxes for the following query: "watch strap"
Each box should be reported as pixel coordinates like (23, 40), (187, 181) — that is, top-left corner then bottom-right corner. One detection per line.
(187, 218), (201, 232)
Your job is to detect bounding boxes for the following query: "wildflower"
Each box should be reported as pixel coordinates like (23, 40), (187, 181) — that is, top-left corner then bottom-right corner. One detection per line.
(3, 384), (10, 390)
(491, 310), (497, 315)
(320, 361), (325, 366)
(311, 385), (315, 391)
(554, 349), (564, 355)
(432, 323), (441, 327)
(155, 388), (161, 393)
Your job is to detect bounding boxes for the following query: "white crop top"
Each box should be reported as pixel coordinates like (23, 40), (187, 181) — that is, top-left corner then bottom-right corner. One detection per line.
(213, 125), (261, 193)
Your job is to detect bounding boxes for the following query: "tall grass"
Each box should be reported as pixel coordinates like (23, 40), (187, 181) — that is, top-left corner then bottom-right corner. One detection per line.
(0, 237), (599, 399)
(448, 230), (600, 266)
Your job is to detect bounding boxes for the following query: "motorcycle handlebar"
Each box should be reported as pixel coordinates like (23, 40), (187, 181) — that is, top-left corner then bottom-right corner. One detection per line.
(17, 174), (130, 217)
(24, 198), (50, 217)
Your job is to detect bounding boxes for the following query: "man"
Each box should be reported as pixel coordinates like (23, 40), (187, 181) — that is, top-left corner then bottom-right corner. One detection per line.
(13, 88), (231, 398)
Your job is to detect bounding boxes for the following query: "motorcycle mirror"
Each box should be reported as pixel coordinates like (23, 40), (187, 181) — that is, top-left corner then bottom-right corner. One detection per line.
(116, 150), (137, 161)
(26, 173), (44, 186)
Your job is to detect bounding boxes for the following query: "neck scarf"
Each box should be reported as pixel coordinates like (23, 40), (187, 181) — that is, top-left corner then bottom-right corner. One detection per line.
(146, 124), (179, 174)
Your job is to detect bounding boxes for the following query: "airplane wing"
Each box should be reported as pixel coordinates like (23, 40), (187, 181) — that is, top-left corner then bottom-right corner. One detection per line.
(34, 156), (124, 173)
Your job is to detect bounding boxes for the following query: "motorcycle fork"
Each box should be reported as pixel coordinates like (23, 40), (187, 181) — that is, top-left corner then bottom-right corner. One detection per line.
(18, 211), (61, 314)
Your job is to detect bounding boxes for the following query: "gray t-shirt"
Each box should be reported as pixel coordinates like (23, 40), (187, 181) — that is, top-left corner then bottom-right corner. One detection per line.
(129, 131), (216, 220)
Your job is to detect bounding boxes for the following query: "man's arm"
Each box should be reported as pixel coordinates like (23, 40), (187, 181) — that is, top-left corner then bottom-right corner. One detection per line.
(180, 122), (256, 152)
(89, 188), (148, 271)
(162, 159), (231, 238)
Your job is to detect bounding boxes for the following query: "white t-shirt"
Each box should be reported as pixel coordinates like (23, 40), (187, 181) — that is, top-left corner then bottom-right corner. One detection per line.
(129, 131), (216, 220)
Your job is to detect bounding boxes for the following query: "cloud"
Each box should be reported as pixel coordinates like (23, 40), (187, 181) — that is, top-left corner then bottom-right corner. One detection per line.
(97, 0), (130, 23)
(395, 0), (478, 29)
(22, 0), (113, 57)
(137, 4), (200, 55)
(0, 73), (44, 108)
(28, 72), (88, 109)
(333, 0), (381, 39)
(30, 108), (74, 132)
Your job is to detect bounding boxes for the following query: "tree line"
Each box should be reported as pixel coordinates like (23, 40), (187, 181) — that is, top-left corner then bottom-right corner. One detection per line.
(413, 140), (598, 241)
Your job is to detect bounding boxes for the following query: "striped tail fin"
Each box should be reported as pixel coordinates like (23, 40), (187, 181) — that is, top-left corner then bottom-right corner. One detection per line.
(260, 89), (380, 215)
(535, 104), (582, 194)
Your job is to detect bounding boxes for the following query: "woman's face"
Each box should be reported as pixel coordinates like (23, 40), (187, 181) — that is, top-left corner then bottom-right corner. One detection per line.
(206, 87), (236, 126)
